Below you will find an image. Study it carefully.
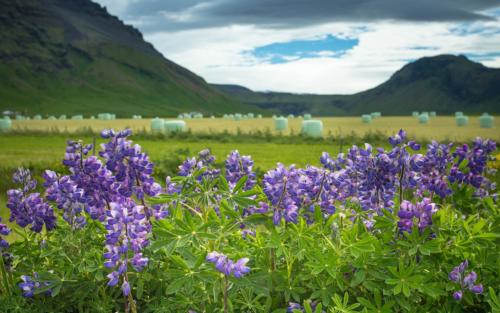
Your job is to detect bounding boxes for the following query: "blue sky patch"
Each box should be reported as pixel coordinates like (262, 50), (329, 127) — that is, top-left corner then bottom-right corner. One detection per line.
(250, 34), (359, 64)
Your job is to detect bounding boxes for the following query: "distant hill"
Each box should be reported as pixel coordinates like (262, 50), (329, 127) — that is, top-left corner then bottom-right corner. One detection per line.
(0, 0), (259, 117)
(212, 55), (500, 115)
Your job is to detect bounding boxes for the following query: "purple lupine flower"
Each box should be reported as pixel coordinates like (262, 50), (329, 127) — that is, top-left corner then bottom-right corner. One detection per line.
(225, 150), (256, 190)
(416, 141), (453, 198)
(206, 252), (250, 278)
(43, 170), (87, 229)
(449, 260), (484, 300)
(62, 140), (115, 221)
(0, 217), (10, 249)
(18, 273), (51, 297)
(99, 129), (161, 202)
(287, 302), (303, 312)
(397, 198), (437, 233)
(179, 149), (220, 181)
(104, 199), (150, 296)
(449, 138), (497, 196)
(7, 168), (56, 233)
(263, 163), (301, 224)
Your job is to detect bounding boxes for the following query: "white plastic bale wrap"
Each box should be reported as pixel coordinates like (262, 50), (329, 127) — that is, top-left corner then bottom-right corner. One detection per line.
(234, 113), (242, 121)
(455, 112), (463, 117)
(361, 114), (372, 123)
(418, 114), (429, 124)
(151, 118), (165, 133)
(72, 115), (83, 120)
(371, 112), (381, 118)
(48, 116), (56, 120)
(301, 120), (323, 137)
(194, 113), (203, 119)
(247, 113), (254, 118)
(412, 111), (419, 117)
(164, 120), (187, 133)
(98, 113), (113, 120)
(429, 111), (436, 117)
(455, 115), (469, 127)
(59, 115), (66, 120)
(479, 114), (494, 128)
(303, 114), (312, 120)
(34, 115), (42, 120)
(257, 114), (262, 118)
(274, 117), (288, 131)
(288, 114), (295, 119)
(0, 118), (12, 131)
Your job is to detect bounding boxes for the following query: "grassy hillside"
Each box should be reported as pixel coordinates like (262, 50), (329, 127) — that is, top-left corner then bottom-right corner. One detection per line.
(0, 0), (261, 117)
(212, 55), (500, 116)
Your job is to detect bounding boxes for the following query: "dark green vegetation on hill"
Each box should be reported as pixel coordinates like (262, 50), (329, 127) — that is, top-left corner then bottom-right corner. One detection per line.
(0, 0), (259, 117)
(212, 55), (500, 116)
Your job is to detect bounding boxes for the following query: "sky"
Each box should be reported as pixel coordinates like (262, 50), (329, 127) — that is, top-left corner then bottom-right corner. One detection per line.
(95, 0), (500, 94)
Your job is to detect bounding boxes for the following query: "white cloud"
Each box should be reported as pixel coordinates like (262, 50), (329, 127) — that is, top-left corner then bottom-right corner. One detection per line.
(144, 20), (500, 94)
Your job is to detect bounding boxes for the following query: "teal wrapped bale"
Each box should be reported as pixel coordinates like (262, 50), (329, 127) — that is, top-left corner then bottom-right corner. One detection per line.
(90, 116), (95, 120)
(132, 115), (142, 119)
(0, 118), (12, 132)
(193, 113), (203, 119)
(164, 120), (187, 133)
(257, 114), (262, 118)
(33, 115), (42, 120)
(412, 111), (419, 117)
(429, 111), (436, 117)
(15, 115), (25, 120)
(371, 112), (381, 118)
(151, 118), (165, 133)
(288, 114), (295, 119)
(59, 115), (66, 120)
(455, 111), (463, 117)
(234, 113), (242, 121)
(479, 114), (494, 128)
(455, 115), (469, 127)
(275, 117), (288, 131)
(48, 116), (56, 120)
(418, 114), (429, 124)
(361, 114), (372, 124)
(72, 115), (83, 120)
(301, 120), (323, 137)
(303, 114), (312, 120)
(110, 114), (116, 120)
(98, 113), (113, 120)
(247, 113), (254, 118)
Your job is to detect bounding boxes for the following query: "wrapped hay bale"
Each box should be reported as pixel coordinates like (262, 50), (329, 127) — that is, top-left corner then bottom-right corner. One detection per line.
(274, 117), (288, 131)
(72, 115), (83, 120)
(371, 112), (381, 118)
(303, 114), (312, 120)
(301, 120), (323, 137)
(0, 117), (12, 132)
(288, 114), (295, 119)
(164, 120), (187, 133)
(257, 114), (263, 118)
(361, 114), (372, 124)
(48, 116), (57, 120)
(455, 115), (469, 127)
(429, 111), (436, 117)
(151, 118), (165, 133)
(247, 113), (254, 118)
(479, 113), (494, 129)
(33, 115), (42, 120)
(412, 111), (419, 117)
(418, 114), (429, 124)
(234, 113), (242, 121)
(455, 111), (463, 117)
(59, 115), (66, 120)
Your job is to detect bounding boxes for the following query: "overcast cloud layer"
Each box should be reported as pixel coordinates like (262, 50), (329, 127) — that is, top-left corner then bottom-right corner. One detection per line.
(96, 0), (500, 94)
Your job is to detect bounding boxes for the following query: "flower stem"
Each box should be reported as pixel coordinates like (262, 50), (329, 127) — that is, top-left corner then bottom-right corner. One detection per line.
(223, 275), (229, 313)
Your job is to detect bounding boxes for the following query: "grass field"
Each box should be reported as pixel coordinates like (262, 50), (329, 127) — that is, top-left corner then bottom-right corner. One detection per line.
(10, 116), (500, 142)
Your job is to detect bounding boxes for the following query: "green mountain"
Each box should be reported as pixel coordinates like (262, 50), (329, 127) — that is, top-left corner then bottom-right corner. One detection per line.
(212, 55), (500, 116)
(0, 0), (259, 117)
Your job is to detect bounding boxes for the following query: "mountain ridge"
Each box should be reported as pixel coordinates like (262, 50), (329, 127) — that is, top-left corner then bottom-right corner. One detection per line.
(0, 0), (259, 117)
(211, 54), (500, 115)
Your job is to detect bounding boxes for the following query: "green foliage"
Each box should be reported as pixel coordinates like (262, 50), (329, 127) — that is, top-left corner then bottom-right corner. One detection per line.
(1, 170), (498, 312)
